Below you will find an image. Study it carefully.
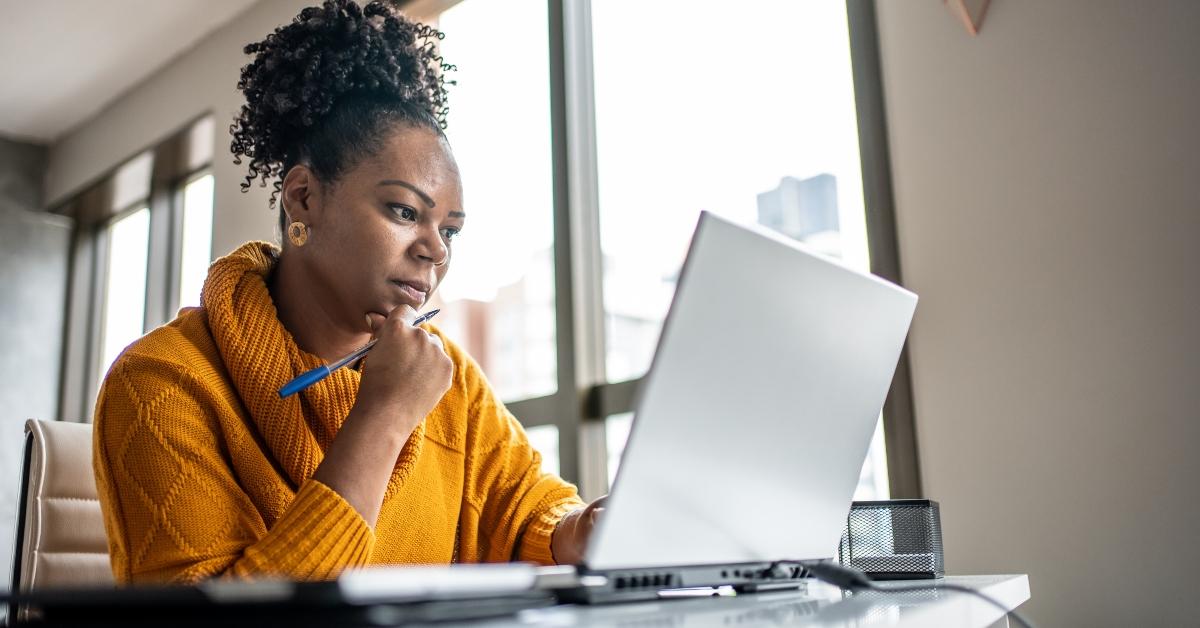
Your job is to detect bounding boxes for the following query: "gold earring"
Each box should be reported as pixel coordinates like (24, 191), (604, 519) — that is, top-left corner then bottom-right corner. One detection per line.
(287, 221), (309, 247)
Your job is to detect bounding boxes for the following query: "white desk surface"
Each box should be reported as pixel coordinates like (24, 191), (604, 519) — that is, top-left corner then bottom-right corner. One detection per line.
(480, 574), (1030, 627)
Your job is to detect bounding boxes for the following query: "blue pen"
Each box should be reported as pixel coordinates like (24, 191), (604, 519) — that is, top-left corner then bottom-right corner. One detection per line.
(278, 308), (441, 398)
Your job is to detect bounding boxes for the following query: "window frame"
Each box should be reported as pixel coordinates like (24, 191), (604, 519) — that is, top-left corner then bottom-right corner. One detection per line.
(94, 203), (152, 390)
(845, 0), (922, 498)
(57, 114), (215, 423)
(165, 168), (216, 314)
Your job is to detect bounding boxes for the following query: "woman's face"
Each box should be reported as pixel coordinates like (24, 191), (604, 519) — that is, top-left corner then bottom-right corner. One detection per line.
(284, 124), (465, 333)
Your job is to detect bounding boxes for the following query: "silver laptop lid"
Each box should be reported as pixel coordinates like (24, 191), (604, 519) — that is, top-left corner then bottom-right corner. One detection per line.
(585, 211), (917, 570)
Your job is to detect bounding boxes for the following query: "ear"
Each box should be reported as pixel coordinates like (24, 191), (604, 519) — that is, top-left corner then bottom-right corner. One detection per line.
(280, 165), (326, 227)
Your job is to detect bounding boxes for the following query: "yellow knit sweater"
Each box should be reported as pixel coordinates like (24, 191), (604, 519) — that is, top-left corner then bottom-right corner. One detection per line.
(93, 241), (583, 584)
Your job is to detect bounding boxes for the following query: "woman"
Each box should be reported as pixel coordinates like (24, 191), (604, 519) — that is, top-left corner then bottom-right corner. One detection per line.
(92, 0), (602, 584)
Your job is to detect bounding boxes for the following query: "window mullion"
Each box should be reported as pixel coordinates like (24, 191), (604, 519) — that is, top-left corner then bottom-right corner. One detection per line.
(59, 225), (97, 422)
(586, 379), (640, 421)
(562, 0), (609, 500)
(83, 226), (110, 423)
(549, 0), (609, 499)
(143, 172), (174, 331)
(504, 395), (560, 429)
(846, 0), (923, 498)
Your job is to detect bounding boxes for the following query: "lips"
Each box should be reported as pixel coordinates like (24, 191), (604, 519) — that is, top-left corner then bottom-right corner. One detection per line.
(390, 279), (429, 306)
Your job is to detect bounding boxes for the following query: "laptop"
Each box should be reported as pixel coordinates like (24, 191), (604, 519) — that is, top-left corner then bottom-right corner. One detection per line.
(566, 211), (918, 603)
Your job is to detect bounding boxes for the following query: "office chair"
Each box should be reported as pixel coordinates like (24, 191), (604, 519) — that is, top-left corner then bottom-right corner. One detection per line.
(9, 419), (114, 623)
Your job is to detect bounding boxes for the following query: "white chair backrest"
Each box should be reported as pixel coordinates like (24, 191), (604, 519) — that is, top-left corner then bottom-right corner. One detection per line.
(10, 419), (113, 620)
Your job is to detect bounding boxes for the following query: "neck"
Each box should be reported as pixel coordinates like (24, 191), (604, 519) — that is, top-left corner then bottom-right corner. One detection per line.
(270, 249), (371, 364)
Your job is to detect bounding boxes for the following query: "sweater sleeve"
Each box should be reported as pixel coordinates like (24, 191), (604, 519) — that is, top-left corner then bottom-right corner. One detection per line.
(93, 355), (374, 584)
(452, 348), (585, 565)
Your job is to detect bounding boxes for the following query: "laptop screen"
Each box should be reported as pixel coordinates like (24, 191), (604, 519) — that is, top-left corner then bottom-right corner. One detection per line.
(585, 212), (917, 570)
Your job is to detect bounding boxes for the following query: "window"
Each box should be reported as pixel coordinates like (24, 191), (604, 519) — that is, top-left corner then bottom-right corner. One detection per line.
(417, 0), (917, 500)
(97, 207), (150, 382)
(526, 424), (561, 478)
(431, 0), (571, 478)
(93, 152), (153, 382)
(434, 0), (558, 404)
(177, 172), (214, 311)
(60, 115), (216, 422)
(590, 0), (887, 499)
(67, 2), (918, 499)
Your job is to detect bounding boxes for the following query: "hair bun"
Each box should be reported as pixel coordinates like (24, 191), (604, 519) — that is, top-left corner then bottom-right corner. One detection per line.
(230, 0), (452, 205)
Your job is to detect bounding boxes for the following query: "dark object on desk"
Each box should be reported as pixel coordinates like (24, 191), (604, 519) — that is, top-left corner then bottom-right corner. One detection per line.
(6, 569), (556, 627)
(838, 499), (944, 580)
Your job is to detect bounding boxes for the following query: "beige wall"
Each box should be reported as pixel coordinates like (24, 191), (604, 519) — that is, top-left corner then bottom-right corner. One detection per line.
(46, 0), (316, 257)
(876, 1), (1200, 625)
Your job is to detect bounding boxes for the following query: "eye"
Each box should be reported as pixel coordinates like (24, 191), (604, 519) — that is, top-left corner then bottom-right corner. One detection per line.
(389, 204), (417, 221)
(440, 227), (461, 242)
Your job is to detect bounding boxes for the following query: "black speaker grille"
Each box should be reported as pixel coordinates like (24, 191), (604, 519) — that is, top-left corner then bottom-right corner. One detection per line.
(837, 500), (944, 578)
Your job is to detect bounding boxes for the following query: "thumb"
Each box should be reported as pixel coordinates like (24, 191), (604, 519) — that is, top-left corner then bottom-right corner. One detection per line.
(365, 312), (386, 336)
(389, 304), (419, 326)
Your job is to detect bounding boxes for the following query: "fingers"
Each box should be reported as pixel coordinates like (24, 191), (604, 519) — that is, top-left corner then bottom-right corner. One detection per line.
(372, 306), (422, 342)
(365, 312), (385, 336)
(582, 495), (608, 515)
(580, 495), (608, 525)
(387, 304), (419, 326)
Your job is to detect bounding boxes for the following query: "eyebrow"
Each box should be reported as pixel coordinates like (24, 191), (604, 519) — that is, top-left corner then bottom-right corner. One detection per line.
(378, 179), (435, 208)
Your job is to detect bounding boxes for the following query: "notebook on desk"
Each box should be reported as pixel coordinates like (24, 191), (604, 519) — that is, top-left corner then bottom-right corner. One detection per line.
(565, 211), (918, 603)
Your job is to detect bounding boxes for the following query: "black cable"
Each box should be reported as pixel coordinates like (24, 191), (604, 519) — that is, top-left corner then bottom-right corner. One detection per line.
(796, 561), (1036, 628)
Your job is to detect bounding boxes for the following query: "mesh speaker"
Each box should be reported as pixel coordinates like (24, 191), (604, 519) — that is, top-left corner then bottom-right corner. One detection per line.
(838, 499), (944, 580)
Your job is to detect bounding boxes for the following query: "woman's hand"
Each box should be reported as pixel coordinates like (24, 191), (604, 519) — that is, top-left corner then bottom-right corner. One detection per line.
(551, 496), (608, 565)
(312, 304), (453, 527)
(357, 304), (454, 431)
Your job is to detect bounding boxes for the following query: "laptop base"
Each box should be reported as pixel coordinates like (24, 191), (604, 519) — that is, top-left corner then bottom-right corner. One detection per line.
(559, 561), (812, 604)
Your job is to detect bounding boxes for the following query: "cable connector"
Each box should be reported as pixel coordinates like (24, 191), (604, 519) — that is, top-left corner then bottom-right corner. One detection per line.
(798, 561), (873, 591)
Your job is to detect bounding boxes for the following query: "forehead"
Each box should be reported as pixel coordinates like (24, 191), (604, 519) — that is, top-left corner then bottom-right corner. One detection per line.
(351, 125), (462, 202)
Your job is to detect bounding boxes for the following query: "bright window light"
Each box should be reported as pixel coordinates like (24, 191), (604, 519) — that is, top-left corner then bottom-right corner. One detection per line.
(99, 208), (150, 380)
(525, 424), (561, 478)
(178, 173), (214, 311)
(592, 1), (890, 499)
(433, 0), (558, 403)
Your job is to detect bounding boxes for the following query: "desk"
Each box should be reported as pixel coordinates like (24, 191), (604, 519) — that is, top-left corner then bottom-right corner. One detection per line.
(18, 574), (1030, 627)
(476, 575), (1031, 627)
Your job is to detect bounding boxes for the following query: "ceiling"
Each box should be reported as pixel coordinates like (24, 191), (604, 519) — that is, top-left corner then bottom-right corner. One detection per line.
(0, 0), (261, 144)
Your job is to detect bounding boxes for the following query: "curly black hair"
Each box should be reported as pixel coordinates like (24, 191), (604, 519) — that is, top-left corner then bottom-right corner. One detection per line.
(230, 0), (455, 216)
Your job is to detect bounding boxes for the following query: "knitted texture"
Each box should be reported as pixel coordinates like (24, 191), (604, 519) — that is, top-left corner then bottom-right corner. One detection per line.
(92, 241), (583, 584)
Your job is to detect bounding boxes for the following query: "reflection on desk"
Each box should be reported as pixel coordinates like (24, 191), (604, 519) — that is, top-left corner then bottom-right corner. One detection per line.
(477, 575), (1030, 627)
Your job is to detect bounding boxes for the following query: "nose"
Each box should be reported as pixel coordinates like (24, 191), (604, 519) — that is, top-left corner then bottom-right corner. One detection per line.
(412, 223), (448, 266)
